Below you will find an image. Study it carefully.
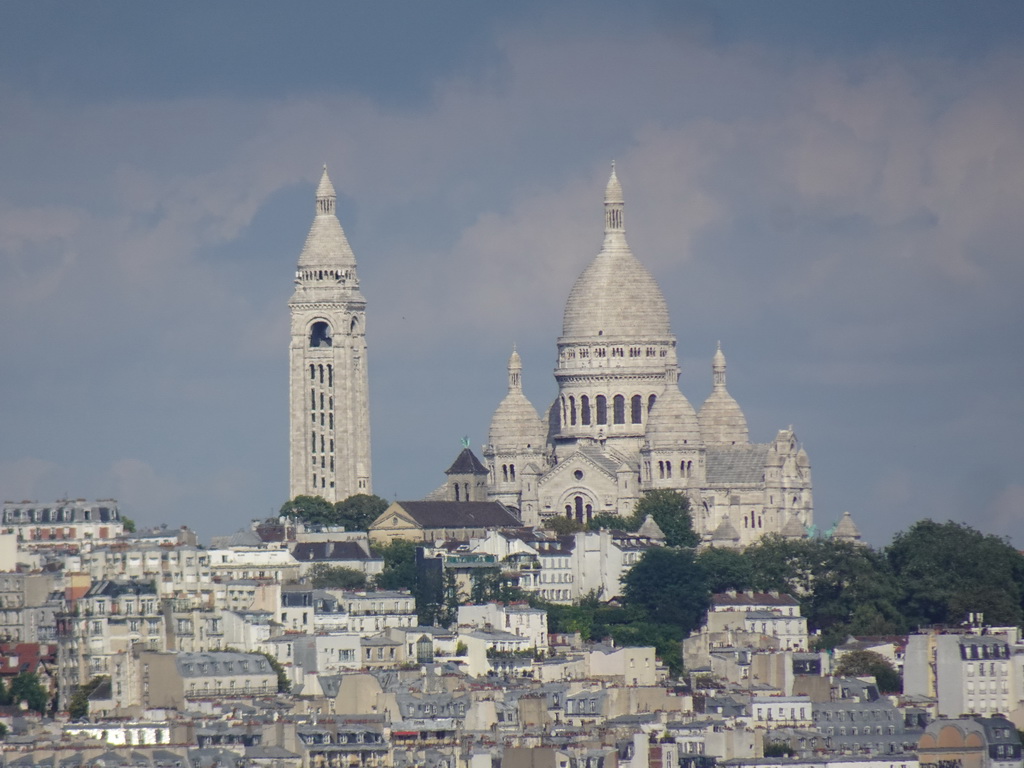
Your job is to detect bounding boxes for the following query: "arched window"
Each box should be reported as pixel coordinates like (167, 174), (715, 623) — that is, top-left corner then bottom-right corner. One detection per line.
(574, 496), (584, 522)
(502, 465), (508, 482)
(309, 365), (315, 380)
(596, 395), (607, 425)
(613, 395), (625, 424)
(631, 395), (642, 424)
(328, 365), (333, 387)
(309, 321), (332, 348)
(509, 464), (516, 481)
(569, 396), (577, 426)
(318, 364), (324, 384)
(666, 462), (672, 478)
(581, 396), (591, 425)
(648, 394), (657, 412)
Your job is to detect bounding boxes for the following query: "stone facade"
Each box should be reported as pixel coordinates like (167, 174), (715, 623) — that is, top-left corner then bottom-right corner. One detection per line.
(289, 167), (372, 502)
(483, 167), (814, 544)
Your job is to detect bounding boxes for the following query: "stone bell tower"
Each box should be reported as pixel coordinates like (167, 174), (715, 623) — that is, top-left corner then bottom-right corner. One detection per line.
(288, 167), (372, 502)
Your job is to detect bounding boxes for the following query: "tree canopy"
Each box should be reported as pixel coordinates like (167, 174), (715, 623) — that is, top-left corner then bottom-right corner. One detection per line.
(308, 564), (367, 590)
(886, 520), (1024, 628)
(634, 490), (698, 547)
(279, 493), (389, 531)
(834, 649), (902, 693)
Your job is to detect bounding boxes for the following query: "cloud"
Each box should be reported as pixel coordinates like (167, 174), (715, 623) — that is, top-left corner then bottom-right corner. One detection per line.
(0, 17), (1023, 544)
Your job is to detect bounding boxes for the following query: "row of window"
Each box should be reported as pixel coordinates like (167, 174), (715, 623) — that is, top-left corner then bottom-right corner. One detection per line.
(309, 363), (335, 386)
(653, 460), (694, 479)
(563, 346), (668, 360)
(561, 393), (656, 427)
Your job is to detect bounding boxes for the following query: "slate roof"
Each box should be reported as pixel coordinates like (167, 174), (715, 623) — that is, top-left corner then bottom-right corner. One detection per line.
(445, 447), (488, 475)
(705, 444), (770, 485)
(390, 501), (521, 529)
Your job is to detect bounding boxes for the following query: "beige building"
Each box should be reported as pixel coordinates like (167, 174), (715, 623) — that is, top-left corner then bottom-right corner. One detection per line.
(131, 649), (278, 709)
(368, 500), (522, 545)
(483, 168), (813, 544)
(288, 167), (371, 502)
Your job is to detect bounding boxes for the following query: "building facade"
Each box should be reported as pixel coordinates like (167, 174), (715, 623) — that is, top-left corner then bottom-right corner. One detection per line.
(289, 167), (372, 502)
(483, 167), (813, 544)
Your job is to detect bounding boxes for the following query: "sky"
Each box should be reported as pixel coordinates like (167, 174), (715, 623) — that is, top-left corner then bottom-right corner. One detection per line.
(1, 1), (1022, 546)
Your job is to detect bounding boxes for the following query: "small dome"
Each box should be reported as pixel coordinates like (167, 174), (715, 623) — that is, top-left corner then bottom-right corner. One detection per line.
(710, 517), (741, 542)
(561, 167), (672, 341)
(298, 167), (357, 270)
(699, 344), (750, 446)
(780, 513), (808, 539)
(832, 511), (862, 542)
(489, 350), (547, 451)
(645, 378), (703, 449)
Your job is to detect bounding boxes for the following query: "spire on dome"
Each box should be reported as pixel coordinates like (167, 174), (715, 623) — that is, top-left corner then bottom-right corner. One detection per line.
(507, 347), (523, 393)
(712, 341), (727, 389)
(604, 162), (624, 234)
(316, 166), (336, 216)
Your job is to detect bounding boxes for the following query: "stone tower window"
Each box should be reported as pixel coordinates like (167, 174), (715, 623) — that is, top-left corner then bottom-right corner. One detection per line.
(596, 395), (607, 425)
(569, 396), (577, 426)
(310, 321), (333, 347)
(581, 396), (591, 425)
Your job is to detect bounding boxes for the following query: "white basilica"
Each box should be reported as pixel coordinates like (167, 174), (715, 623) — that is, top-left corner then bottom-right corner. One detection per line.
(482, 167), (813, 547)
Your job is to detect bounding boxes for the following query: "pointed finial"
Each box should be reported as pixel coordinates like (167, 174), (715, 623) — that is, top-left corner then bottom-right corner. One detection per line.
(315, 166), (336, 215)
(604, 162), (624, 233)
(461, 436), (470, 449)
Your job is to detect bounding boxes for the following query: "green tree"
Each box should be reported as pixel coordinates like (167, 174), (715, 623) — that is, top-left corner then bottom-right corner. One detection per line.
(744, 536), (904, 648)
(588, 512), (640, 532)
(308, 564), (367, 590)
(67, 675), (107, 719)
(373, 539), (419, 591)
(887, 520), (1024, 628)
(8, 672), (49, 713)
(121, 516), (137, 533)
(834, 649), (902, 694)
(259, 652), (291, 693)
(634, 490), (698, 547)
(543, 516), (584, 535)
(280, 495), (336, 526)
(623, 547), (709, 633)
(696, 546), (753, 593)
(334, 494), (388, 531)
(470, 566), (525, 604)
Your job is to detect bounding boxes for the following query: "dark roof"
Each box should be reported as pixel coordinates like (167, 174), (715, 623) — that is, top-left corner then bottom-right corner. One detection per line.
(445, 448), (488, 476)
(393, 501), (521, 529)
(292, 541), (375, 562)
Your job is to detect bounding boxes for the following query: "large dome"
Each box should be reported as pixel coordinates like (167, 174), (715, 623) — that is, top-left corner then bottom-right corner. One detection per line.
(561, 168), (672, 340)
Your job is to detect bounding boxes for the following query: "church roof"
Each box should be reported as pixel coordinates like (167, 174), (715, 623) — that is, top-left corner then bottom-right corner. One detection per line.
(705, 444), (771, 485)
(297, 167), (358, 269)
(560, 167), (672, 341)
(445, 447), (488, 475)
(699, 344), (750, 446)
(387, 501), (521, 529)
(575, 444), (636, 476)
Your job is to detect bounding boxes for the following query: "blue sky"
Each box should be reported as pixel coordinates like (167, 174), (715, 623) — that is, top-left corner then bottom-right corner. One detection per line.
(1, 1), (1022, 545)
